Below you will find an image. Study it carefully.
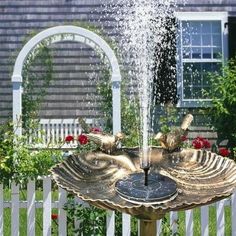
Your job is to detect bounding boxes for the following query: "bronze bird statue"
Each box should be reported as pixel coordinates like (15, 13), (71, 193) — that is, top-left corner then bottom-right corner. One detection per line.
(85, 132), (124, 154)
(78, 117), (124, 154)
(155, 114), (193, 152)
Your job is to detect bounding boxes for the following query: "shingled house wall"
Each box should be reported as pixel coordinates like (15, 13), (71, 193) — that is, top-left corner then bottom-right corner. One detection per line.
(1, 0), (236, 124)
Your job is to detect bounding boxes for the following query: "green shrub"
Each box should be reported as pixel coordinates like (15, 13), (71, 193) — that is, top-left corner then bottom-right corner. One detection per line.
(206, 57), (236, 150)
(0, 121), (63, 184)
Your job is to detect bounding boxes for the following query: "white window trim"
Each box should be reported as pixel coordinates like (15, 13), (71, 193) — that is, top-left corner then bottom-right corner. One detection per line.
(175, 12), (228, 108)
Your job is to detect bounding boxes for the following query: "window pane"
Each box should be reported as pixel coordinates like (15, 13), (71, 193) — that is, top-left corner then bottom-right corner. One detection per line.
(212, 63), (221, 72)
(202, 22), (211, 34)
(202, 75), (211, 86)
(183, 87), (192, 99)
(183, 47), (191, 58)
(183, 74), (192, 86)
(183, 63), (193, 73)
(190, 22), (201, 34)
(202, 47), (212, 59)
(192, 87), (202, 99)
(182, 34), (191, 45)
(191, 34), (201, 46)
(202, 35), (211, 46)
(192, 63), (201, 86)
(212, 21), (221, 33)
(192, 47), (201, 58)
(213, 47), (222, 59)
(212, 35), (221, 47)
(182, 21), (191, 35)
(202, 63), (212, 73)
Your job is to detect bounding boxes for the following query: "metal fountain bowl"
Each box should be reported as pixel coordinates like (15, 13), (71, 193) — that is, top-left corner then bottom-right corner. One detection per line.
(51, 147), (236, 220)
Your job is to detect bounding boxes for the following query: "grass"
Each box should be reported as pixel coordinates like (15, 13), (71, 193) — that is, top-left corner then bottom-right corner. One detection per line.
(2, 187), (233, 235)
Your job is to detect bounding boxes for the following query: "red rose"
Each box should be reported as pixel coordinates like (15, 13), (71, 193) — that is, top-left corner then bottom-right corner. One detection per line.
(192, 139), (203, 149)
(181, 135), (187, 142)
(219, 147), (230, 157)
(51, 214), (58, 220)
(90, 127), (101, 133)
(65, 135), (74, 142)
(78, 134), (88, 145)
(203, 139), (211, 149)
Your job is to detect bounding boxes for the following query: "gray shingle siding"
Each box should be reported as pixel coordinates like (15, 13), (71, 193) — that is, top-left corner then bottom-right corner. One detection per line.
(1, 0), (236, 123)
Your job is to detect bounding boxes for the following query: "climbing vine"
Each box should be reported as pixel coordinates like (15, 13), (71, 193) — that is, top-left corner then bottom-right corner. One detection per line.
(21, 34), (53, 132)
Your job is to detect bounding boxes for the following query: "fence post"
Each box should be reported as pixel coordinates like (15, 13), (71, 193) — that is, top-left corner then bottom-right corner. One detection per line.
(201, 206), (209, 236)
(185, 209), (193, 236)
(58, 187), (67, 236)
(122, 213), (131, 236)
(170, 211), (178, 235)
(27, 180), (36, 236)
(43, 177), (51, 236)
(232, 192), (236, 236)
(216, 200), (225, 236)
(0, 184), (3, 236)
(11, 182), (19, 236)
(106, 210), (115, 236)
(156, 219), (162, 236)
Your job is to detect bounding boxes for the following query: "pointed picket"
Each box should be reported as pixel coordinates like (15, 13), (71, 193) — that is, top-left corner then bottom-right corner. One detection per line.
(27, 180), (36, 236)
(11, 182), (19, 236)
(58, 187), (67, 236)
(185, 209), (193, 236)
(201, 206), (209, 236)
(43, 177), (51, 236)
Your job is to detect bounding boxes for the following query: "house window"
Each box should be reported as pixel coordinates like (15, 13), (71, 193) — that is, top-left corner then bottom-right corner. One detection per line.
(176, 12), (228, 107)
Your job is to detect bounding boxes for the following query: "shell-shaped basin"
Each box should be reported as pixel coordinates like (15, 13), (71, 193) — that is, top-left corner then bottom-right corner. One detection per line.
(51, 147), (236, 220)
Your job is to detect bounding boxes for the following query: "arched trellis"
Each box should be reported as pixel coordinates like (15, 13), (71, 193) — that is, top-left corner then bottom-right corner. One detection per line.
(12, 25), (121, 135)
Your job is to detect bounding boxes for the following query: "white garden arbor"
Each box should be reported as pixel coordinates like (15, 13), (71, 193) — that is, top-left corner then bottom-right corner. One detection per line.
(11, 25), (121, 136)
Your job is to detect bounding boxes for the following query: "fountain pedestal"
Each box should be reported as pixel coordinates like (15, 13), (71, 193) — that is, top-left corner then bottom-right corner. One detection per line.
(140, 219), (157, 236)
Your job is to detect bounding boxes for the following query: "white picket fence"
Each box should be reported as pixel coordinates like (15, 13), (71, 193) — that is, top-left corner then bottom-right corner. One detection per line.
(0, 177), (236, 236)
(27, 118), (104, 149)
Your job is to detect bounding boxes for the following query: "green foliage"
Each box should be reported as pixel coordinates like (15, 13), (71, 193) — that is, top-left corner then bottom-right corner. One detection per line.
(76, 141), (100, 154)
(65, 197), (138, 235)
(96, 69), (113, 132)
(22, 35), (53, 132)
(74, 204), (106, 236)
(206, 57), (236, 148)
(0, 121), (63, 184)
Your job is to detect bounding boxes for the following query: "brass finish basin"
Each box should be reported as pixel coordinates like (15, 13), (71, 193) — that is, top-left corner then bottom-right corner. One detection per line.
(51, 147), (236, 220)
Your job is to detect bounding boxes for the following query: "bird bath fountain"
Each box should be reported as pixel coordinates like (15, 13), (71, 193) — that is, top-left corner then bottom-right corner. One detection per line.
(51, 0), (236, 235)
(51, 120), (236, 235)
(51, 113), (236, 235)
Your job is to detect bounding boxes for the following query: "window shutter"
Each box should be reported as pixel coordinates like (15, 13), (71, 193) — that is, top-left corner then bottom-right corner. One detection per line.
(228, 17), (236, 59)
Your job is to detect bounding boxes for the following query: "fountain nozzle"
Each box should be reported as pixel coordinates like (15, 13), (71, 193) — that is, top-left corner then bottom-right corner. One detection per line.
(143, 167), (149, 186)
